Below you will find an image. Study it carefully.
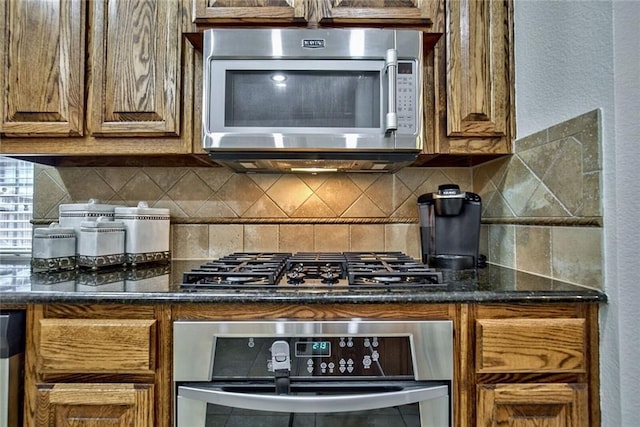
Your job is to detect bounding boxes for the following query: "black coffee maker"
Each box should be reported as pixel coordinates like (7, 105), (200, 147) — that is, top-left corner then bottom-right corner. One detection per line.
(417, 184), (482, 269)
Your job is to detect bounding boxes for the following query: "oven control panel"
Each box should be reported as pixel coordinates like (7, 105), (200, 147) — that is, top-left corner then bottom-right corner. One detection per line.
(212, 336), (414, 378)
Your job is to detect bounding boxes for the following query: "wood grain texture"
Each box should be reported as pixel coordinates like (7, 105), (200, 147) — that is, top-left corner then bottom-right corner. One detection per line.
(192, 0), (306, 23)
(173, 303), (453, 320)
(0, 0), (85, 136)
(469, 304), (597, 427)
(477, 383), (588, 427)
(318, 0), (435, 24)
(88, 0), (181, 136)
(446, 0), (511, 137)
(37, 319), (157, 376)
(476, 318), (586, 373)
(425, 0), (513, 155)
(36, 383), (154, 427)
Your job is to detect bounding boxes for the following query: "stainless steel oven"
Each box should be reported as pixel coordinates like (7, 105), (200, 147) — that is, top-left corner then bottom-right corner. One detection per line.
(173, 320), (452, 427)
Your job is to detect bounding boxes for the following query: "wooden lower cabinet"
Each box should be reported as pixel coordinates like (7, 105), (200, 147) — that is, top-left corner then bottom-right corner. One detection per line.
(35, 383), (154, 427)
(467, 304), (599, 427)
(24, 304), (171, 427)
(477, 383), (588, 426)
(20, 302), (599, 427)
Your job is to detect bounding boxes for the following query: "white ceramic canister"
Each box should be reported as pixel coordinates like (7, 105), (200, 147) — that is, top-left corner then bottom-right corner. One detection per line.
(59, 199), (124, 240)
(114, 201), (170, 266)
(31, 222), (76, 272)
(77, 217), (126, 269)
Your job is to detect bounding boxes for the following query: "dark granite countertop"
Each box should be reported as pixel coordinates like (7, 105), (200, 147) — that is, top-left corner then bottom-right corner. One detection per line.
(0, 256), (606, 305)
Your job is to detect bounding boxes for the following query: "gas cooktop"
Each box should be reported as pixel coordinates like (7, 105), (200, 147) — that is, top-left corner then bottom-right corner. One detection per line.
(181, 252), (444, 293)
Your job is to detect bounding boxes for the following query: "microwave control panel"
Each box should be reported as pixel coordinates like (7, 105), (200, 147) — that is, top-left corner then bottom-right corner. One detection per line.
(396, 61), (417, 134)
(211, 336), (415, 378)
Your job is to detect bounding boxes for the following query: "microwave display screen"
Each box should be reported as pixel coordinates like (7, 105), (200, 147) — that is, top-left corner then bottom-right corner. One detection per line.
(224, 70), (381, 128)
(398, 62), (413, 74)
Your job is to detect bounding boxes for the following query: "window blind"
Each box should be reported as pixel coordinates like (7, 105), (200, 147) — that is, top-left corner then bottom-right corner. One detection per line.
(0, 157), (33, 253)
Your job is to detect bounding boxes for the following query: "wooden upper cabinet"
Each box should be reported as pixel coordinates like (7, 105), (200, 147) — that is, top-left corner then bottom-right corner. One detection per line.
(189, 1), (440, 28)
(0, 0), (85, 136)
(446, 0), (513, 139)
(191, 0), (308, 24)
(88, 0), (181, 136)
(317, 0), (440, 26)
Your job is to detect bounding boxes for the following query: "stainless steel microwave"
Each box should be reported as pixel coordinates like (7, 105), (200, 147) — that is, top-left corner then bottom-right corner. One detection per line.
(202, 28), (424, 173)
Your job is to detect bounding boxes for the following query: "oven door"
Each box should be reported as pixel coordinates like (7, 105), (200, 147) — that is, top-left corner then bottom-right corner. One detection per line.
(177, 380), (449, 427)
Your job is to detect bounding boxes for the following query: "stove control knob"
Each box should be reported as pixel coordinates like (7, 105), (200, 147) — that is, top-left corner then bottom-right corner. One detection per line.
(347, 338), (354, 348)
(371, 351), (380, 362)
(364, 338), (371, 348)
(248, 338), (255, 348)
(339, 338), (346, 347)
(363, 355), (372, 369)
(372, 337), (379, 348)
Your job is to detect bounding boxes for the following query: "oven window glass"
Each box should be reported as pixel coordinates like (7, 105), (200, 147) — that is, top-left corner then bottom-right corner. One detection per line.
(224, 70), (381, 128)
(205, 402), (420, 426)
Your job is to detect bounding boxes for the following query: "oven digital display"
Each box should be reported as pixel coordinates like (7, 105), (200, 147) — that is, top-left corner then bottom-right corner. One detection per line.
(295, 341), (331, 357)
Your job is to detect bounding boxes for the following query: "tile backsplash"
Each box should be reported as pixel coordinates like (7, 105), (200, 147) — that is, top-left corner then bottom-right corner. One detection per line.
(32, 110), (603, 289)
(475, 109), (603, 288)
(33, 166), (472, 261)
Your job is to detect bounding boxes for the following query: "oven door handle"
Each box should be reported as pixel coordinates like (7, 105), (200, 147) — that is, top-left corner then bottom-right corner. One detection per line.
(178, 383), (448, 413)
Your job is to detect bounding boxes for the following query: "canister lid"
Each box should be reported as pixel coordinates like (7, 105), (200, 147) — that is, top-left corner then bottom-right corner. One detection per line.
(59, 199), (123, 214)
(33, 222), (76, 238)
(114, 201), (170, 217)
(80, 216), (125, 230)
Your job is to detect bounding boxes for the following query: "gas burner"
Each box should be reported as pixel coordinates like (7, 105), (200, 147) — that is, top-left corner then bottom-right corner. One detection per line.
(320, 266), (340, 284)
(182, 252), (290, 287)
(181, 252), (444, 291)
(286, 264), (306, 285)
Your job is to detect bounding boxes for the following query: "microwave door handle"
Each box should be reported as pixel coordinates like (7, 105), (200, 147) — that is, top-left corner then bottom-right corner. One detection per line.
(385, 48), (398, 134)
(178, 384), (447, 414)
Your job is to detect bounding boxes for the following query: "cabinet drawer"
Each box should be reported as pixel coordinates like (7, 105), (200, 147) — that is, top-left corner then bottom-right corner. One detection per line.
(36, 383), (154, 426)
(37, 319), (156, 375)
(476, 318), (586, 373)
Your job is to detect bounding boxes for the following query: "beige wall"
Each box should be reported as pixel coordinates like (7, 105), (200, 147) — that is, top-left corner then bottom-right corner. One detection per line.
(32, 110), (603, 288)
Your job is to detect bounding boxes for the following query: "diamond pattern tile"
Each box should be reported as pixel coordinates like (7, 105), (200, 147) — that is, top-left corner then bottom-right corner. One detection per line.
(166, 171), (212, 217)
(315, 176), (361, 216)
(33, 170), (68, 219)
(365, 175), (412, 216)
(266, 175), (313, 216)
(216, 174), (265, 217)
(243, 195), (288, 218)
(292, 194), (336, 218)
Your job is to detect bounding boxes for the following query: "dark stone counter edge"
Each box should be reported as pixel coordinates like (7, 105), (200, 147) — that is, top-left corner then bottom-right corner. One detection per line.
(0, 290), (608, 305)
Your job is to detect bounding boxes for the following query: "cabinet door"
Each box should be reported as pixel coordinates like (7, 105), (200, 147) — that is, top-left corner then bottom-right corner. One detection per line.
(477, 383), (588, 427)
(87, 0), (181, 136)
(317, 0), (440, 25)
(0, 0), (85, 136)
(446, 0), (513, 139)
(36, 383), (154, 427)
(191, 0), (307, 23)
